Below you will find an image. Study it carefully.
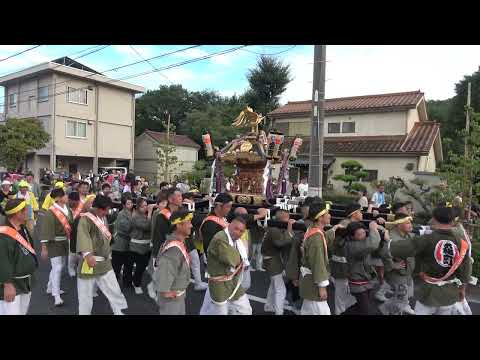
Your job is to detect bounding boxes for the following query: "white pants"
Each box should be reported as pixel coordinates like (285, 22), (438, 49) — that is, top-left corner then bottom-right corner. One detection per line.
(68, 253), (79, 277)
(77, 270), (128, 315)
(189, 250), (203, 285)
(242, 268), (251, 291)
(333, 278), (357, 315)
(251, 244), (263, 270)
(0, 293), (31, 315)
(414, 300), (455, 315)
(301, 299), (331, 315)
(266, 274), (286, 315)
(48, 256), (66, 297)
(200, 288), (252, 315)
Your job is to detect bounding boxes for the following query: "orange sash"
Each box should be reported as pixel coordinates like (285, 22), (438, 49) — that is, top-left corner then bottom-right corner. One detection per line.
(160, 208), (172, 220)
(50, 206), (72, 240)
(0, 226), (36, 255)
(420, 238), (469, 284)
(201, 215), (228, 230)
(302, 227), (328, 259)
(160, 240), (191, 267)
(72, 205), (83, 219)
(81, 212), (112, 241)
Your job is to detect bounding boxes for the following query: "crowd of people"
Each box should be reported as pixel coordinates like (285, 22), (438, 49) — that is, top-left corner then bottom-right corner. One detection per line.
(0, 171), (475, 315)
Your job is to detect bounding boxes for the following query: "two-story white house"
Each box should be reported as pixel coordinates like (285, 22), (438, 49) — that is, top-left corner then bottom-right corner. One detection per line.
(268, 90), (443, 192)
(0, 56), (145, 178)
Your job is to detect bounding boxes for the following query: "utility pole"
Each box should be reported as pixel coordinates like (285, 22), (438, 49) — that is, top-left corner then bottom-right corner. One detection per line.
(464, 83), (473, 223)
(308, 45), (327, 197)
(165, 110), (170, 183)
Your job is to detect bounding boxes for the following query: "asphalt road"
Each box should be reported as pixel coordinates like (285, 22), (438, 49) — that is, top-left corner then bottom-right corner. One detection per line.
(27, 252), (480, 315)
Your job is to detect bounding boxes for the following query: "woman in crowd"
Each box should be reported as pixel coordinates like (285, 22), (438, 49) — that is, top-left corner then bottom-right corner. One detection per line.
(111, 193), (134, 287)
(291, 183), (300, 197)
(358, 190), (369, 209)
(126, 197), (155, 294)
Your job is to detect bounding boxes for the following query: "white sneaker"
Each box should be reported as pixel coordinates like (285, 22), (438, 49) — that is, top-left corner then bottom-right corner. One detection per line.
(68, 270), (76, 277)
(134, 286), (143, 295)
(54, 296), (64, 307)
(402, 304), (416, 315)
(93, 291), (99, 298)
(257, 267), (266, 272)
(147, 282), (157, 300)
(194, 282), (208, 291)
(374, 292), (387, 303)
(291, 307), (301, 315)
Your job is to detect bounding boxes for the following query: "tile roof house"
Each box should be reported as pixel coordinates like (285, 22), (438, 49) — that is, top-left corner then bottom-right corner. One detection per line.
(268, 90), (443, 191)
(134, 130), (200, 184)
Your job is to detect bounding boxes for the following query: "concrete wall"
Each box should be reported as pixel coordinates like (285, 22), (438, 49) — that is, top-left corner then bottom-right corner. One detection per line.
(54, 74), (96, 121)
(55, 115), (95, 157)
(328, 156), (419, 192)
(98, 86), (133, 127)
(98, 122), (132, 159)
(406, 108), (420, 133)
(275, 111), (409, 137)
(418, 146), (436, 172)
(56, 156), (93, 174)
(134, 134), (199, 184)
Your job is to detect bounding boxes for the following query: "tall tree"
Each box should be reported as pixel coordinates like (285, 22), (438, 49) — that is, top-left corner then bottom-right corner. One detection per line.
(244, 55), (292, 128)
(0, 118), (50, 171)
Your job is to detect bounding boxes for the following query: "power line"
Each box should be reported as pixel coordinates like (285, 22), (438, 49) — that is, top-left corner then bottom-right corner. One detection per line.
(0, 45), (42, 63)
(128, 45), (174, 85)
(0, 45), (200, 102)
(241, 45), (296, 56)
(0, 45), (106, 78)
(7, 45), (248, 108)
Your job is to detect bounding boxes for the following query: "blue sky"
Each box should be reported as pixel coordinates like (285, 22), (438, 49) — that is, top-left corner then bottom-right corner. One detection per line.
(2, 45), (480, 111)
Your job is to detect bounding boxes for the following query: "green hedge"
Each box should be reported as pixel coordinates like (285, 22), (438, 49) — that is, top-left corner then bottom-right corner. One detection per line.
(472, 237), (480, 279)
(323, 192), (358, 205)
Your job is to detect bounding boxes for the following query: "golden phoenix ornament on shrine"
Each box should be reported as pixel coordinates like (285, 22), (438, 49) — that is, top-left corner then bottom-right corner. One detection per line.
(232, 106), (265, 134)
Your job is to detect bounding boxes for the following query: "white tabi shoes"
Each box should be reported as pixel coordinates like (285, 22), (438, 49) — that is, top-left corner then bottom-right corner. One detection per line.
(54, 296), (64, 307)
(147, 282), (157, 300)
(134, 286), (144, 295)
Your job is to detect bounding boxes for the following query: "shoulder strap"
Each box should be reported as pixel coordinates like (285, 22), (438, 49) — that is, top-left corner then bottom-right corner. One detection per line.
(0, 226), (36, 255)
(160, 240), (191, 266)
(81, 212), (112, 241)
(50, 206), (72, 239)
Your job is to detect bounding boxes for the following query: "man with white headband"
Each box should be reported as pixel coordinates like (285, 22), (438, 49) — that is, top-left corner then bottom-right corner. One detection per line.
(379, 213), (416, 315)
(199, 216), (252, 315)
(153, 209), (193, 315)
(0, 199), (38, 315)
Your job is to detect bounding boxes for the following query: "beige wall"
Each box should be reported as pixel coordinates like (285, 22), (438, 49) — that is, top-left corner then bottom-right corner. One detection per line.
(98, 85), (133, 127)
(98, 122), (132, 159)
(406, 108), (420, 133)
(134, 134), (198, 183)
(328, 156), (419, 192)
(54, 74), (96, 121)
(275, 111), (410, 137)
(418, 146), (436, 172)
(54, 115), (95, 157)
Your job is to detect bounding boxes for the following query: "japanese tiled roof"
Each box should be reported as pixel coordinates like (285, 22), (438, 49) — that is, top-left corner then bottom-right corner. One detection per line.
(143, 130), (201, 149)
(268, 90), (424, 117)
(285, 121), (440, 156)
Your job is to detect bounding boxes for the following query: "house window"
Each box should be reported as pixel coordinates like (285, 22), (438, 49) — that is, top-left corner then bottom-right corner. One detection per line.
(328, 122), (341, 133)
(66, 120), (87, 138)
(9, 93), (17, 108)
(342, 121), (355, 133)
(67, 86), (88, 105)
(362, 170), (378, 182)
(38, 86), (48, 102)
